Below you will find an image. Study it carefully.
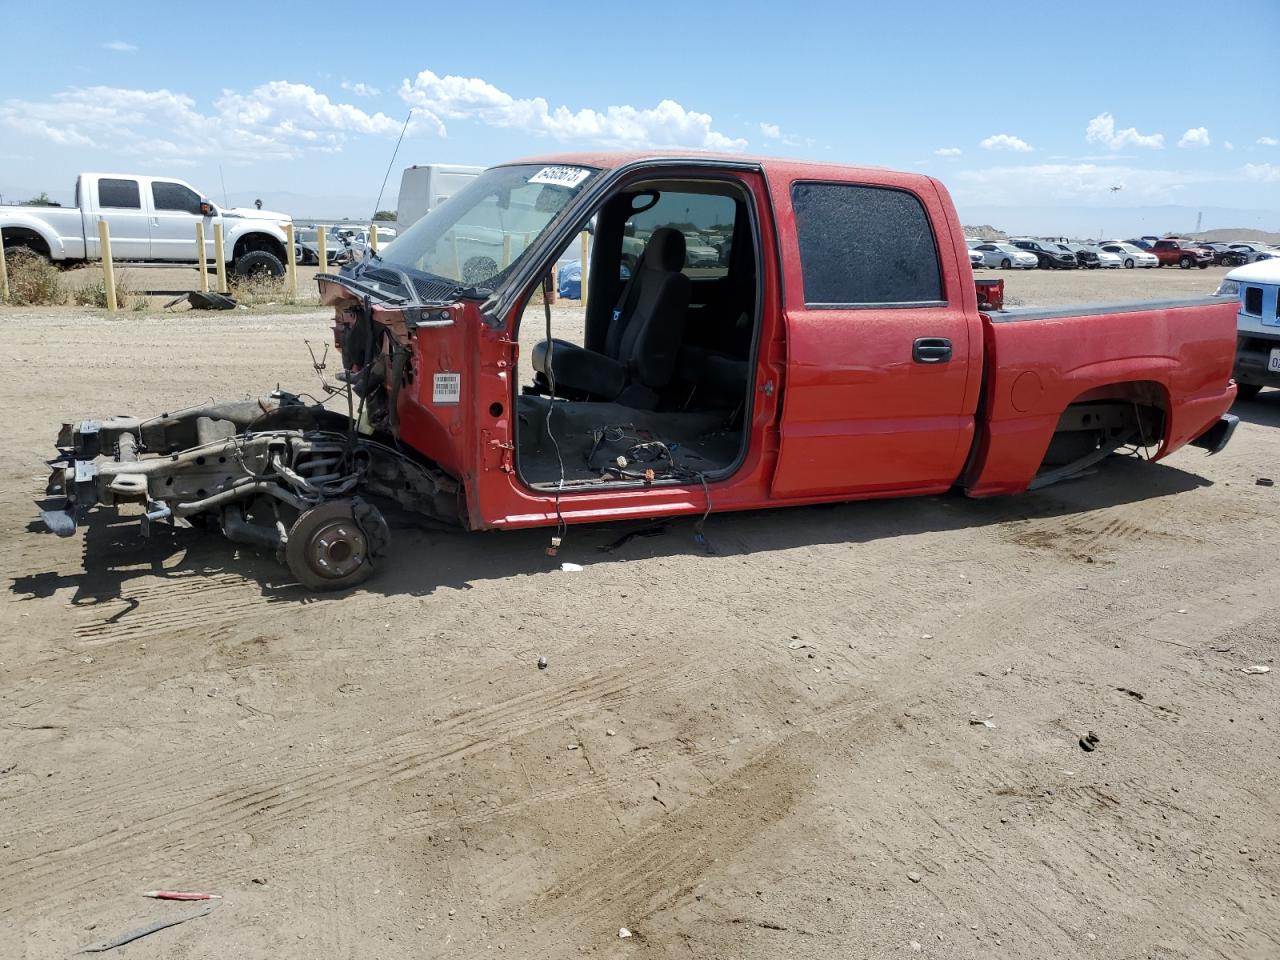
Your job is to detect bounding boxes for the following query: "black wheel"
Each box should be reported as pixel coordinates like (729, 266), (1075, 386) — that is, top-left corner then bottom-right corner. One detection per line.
(1124, 258), (1135, 269)
(1236, 384), (1264, 400)
(285, 498), (389, 591)
(1198, 262), (1209, 269)
(234, 249), (286, 278)
(1000, 258), (1011, 269)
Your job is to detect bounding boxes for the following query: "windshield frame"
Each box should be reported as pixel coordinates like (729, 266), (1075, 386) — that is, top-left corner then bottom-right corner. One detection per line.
(370, 162), (602, 300)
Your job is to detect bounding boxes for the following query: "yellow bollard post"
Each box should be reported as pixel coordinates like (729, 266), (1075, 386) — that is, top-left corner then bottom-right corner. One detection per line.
(98, 219), (117, 312)
(213, 223), (228, 294)
(317, 225), (327, 273)
(579, 231), (590, 308)
(285, 223), (297, 300)
(0, 239), (9, 304)
(195, 222), (209, 293)
(369, 224), (379, 254)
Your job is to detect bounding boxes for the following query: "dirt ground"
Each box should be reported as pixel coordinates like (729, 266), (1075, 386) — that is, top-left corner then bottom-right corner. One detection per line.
(2, 274), (1278, 959)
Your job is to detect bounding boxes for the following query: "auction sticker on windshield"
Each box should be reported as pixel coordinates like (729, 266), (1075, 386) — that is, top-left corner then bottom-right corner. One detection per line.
(433, 372), (461, 405)
(527, 165), (592, 188)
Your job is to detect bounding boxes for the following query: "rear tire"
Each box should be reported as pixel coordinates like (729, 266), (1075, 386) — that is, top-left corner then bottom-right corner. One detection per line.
(1179, 257), (1192, 269)
(1000, 258), (1011, 269)
(234, 250), (286, 279)
(1124, 258), (1135, 269)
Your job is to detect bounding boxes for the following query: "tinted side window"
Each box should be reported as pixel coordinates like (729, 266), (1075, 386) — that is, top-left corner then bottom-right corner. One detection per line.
(151, 181), (202, 214)
(98, 178), (140, 209)
(791, 182), (942, 305)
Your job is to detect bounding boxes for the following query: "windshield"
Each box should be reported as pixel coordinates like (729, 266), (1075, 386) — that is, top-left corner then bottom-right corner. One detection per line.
(995, 244), (1023, 254)
(296, 229), (318, 242)
(377, 163), (599, 289)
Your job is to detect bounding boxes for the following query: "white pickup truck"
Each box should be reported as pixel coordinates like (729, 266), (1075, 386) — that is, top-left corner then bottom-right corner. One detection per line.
(0, 173), (292, 277)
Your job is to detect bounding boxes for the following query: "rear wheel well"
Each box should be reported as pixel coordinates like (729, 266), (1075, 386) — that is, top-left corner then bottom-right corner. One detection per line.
(1032, 381), (1168, 488)
(232, 232), (286, 264)
(1, 227), (52, 259)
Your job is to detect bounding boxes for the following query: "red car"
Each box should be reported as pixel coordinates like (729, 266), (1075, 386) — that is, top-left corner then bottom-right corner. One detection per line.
(43, 152), (1239, 588)
(1149, 238), (1213, 269)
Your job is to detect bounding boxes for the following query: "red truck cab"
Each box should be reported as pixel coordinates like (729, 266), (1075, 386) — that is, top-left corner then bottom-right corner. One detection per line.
(1150, 238), (1213, 269)
(43, 152), (1240, 589)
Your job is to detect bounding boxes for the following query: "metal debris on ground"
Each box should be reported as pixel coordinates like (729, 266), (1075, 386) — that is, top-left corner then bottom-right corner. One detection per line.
(969, 717), (995, 728)
(537, 656), (548, 670)
(77, 900), (219, 953)
(1257, 478), (1274, 487)
(1241, 665), (1271, 675)
(142, 891), (222, 901)
(1079, 731), (1101, 752)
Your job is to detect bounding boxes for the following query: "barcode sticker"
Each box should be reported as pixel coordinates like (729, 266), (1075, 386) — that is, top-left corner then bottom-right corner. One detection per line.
(527, 165), (592, 188)
(432, 372), (461, 404)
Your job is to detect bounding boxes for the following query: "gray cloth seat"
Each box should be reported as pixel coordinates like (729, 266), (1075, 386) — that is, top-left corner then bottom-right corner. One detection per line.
(532, 227), (691, 407)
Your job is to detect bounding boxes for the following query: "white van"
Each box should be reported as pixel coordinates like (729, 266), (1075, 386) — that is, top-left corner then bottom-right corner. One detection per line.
(396, 164), (484, 230)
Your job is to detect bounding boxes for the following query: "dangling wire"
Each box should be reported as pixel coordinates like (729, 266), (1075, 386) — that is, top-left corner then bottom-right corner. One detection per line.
(544, 278), (567, 551)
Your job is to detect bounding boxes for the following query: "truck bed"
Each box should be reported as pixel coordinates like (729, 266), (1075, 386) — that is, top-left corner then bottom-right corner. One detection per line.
(965, 296), (1239, 496)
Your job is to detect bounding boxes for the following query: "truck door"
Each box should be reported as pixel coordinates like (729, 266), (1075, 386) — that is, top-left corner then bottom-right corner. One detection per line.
(147, 180), (204, 261)
(767, 175), (979, 498)
(90, 178), (150, 259)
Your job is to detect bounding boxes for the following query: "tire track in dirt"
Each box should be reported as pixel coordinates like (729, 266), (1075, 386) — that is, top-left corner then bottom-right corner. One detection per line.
(0, 657), (740, 914)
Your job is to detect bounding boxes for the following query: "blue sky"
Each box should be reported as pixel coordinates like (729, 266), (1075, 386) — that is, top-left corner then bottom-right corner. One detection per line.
(2, 0), (1278, 233)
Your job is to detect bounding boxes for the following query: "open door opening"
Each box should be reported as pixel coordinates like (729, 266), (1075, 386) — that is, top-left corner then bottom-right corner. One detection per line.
(513, 177), (761, 490)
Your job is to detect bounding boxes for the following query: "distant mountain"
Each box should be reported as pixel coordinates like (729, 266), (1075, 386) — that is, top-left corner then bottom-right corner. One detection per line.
(1191, 227), (1280, 244)
(956, 204), (1280, 242)
(962, 224), (1007, 240)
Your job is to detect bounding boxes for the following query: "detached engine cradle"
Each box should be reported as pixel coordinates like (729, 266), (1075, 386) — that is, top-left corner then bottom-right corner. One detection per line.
(41, 391), (459, 589)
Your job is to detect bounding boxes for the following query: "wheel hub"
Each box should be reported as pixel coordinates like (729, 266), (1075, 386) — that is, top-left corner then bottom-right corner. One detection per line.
(303, 517), (367, 580)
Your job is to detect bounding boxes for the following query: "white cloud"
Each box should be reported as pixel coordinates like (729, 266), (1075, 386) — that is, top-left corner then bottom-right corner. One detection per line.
(759, 122), (781, 140)
(935, 147), (962, 157)
(1178, 127), (1210, 148)
(341, 81), (381, 98)
(399, 69), (746, 150)
(1084, 112), (1163, 150)
(1243, 163), (1280, 183)
(1224, 140), (1234, 151)
(1258, 136), (1279, 147)
(980, 133), (1033, 153)
(103, 41), (137, 53)
(0, 82), (404, 162)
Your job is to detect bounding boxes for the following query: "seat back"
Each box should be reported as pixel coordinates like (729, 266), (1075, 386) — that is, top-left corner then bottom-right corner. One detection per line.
(605, 227), (691, 392)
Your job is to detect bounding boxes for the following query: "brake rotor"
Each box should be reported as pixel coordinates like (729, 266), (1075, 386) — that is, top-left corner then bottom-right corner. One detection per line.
(285, 498), (388, 590)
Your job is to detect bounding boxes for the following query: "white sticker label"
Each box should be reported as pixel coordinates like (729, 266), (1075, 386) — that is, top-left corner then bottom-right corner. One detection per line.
(527, 165), (592, 188)
(432, 372), (461, 405)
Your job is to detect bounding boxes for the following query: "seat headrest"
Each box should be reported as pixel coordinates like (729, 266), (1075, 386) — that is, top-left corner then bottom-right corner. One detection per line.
(645, 227), (686, 273)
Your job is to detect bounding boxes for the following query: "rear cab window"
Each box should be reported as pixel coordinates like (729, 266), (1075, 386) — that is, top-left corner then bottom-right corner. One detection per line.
(790, 181), (942, 306)
(98, 178), (141, 209)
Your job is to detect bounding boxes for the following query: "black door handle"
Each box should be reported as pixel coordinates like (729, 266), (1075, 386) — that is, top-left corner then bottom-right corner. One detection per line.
(913, 337), (953, 364)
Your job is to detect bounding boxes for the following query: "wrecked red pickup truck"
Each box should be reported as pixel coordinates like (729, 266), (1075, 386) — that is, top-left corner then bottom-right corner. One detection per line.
(41, 153), (1239, 588)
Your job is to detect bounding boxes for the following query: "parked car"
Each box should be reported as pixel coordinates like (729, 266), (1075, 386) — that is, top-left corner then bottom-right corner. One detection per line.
(1011, 238), (1078, 269)
(970, 241), (1038, 269)
(0, 173), (292, 276)
(1060, 242), (1102, 269)
(1214, 257), (1280, 399)
(1226, 242), (1280, 264)
(42, 151), (1239, 590)
(1150, 238), (1212, 269)
(1198, 242), (1249, 267)
(683, 234), (721, 267)
(293, 227), (343, 267)
(1099, 241), (1159, 269)
(968, 248), (985, 270)
(1069, 243), (1121, 269)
